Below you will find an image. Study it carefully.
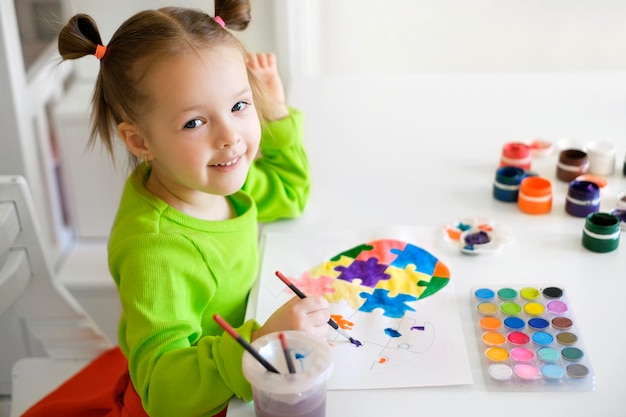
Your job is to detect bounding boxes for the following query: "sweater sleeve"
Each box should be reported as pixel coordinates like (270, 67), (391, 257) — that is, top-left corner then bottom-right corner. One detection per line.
(111, 234), (259, 417)
(242, 107), (310, 222)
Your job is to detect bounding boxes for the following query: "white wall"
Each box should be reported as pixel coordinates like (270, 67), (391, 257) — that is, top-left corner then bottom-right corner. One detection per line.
(285, 0), (626, 75)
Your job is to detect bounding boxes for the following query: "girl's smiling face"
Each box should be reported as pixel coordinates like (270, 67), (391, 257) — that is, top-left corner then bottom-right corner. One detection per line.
(128, 45), (261, 214)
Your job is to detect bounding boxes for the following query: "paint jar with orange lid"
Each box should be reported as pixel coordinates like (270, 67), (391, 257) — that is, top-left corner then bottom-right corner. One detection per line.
(518, 177), (552, 214)
(500, 142), (531, 170)
(582, 212), (620, 253)
(557, 149), (588, 182)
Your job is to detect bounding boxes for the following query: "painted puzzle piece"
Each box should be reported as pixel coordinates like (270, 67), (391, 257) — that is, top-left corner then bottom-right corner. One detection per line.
(309, 256), (352, 280)
(390, 244), (440, 275)
(358, 288), (417, 318)
(290, 272), (335, 296)
(330, 243), (374, 261)
(417, 276), (450, 300)
(335, 258), (391, 288)
(326, 278), (371, 308)
(355, 239), (407, 264)
(375, 266), (429, 298)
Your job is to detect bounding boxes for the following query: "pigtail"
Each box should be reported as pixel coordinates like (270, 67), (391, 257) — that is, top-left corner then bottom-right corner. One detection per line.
(58, 14), (104, 60)
(214, 0), (251, 31)
(58, 14), (116, 161)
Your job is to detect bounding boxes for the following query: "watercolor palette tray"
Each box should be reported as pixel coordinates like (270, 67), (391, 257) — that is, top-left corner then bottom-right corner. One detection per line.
(471, 285), (595, 391)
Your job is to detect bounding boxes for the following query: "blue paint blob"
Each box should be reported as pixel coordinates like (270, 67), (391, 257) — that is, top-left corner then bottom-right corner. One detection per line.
(411, 325), (426, 331)
(384, 328), (402, 338)
(474, 288), (495, 301)
(503, 316), (525, 330)
(528, 318), (549, 330)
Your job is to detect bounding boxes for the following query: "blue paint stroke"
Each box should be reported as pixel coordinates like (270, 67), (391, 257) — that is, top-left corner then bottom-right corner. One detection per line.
(384, 328), (402, 338)
(411, 325), (426, 331)
(294, 352), (306, 372)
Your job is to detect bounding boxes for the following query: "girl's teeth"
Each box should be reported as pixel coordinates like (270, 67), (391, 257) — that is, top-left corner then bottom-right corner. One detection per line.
(215, 157), (238, 167)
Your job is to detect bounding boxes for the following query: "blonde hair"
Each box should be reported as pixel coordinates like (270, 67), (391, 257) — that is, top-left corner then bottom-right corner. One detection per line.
(58, 1), (269, 168)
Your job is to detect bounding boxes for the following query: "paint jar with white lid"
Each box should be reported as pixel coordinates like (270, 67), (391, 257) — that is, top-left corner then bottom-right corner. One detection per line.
(565, 180), (600, 218)
(586, 141), (615, 176)
(582, 212), (620, 253)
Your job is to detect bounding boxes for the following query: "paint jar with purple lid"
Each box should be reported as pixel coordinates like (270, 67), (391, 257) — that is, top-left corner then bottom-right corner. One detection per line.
(610, 209), (626, 231)
(493, 166), (528, 202)
(582, 212), (620, 253)
(557, 149), (588, 182)
(565, 180), (600, 218)
(618, 191), (626, 210)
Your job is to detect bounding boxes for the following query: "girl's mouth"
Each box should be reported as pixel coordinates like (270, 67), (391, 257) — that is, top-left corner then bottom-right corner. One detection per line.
(210, 156), (240, 167)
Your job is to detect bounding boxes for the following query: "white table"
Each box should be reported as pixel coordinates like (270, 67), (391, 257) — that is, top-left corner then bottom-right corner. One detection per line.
(228, 73), (626, 416)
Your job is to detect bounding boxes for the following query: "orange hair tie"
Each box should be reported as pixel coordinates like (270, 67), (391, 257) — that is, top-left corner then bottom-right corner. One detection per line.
(94, 44), (107, 60)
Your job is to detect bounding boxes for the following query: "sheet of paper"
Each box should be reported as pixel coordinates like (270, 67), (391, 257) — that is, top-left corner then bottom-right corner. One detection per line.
(249, 226), (473, 390)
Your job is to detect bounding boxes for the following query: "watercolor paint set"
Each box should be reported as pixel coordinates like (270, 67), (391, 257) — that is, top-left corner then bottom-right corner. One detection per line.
(471, 285), (595, 391)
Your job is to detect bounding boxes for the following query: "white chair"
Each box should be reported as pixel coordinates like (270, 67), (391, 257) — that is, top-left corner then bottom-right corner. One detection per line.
(0, 175), (112, 416)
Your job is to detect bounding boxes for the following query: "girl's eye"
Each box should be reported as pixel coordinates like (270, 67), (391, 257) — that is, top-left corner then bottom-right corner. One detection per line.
(232, 101), (249, 112)
(183, 119), (203, 129)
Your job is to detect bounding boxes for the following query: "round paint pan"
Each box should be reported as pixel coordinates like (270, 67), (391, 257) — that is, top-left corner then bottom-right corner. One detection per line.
(542, 287), (563, 299)
(503, 316), (525, 331)
(532, 331), (554, 346)
(489, 364), (513, 381)
(507, 331), (530, 345)
(567, 364), (590, 379)
(528, 318), (549, 330)
(477, 302), (498, 316)
(514, 364), (540, 380)
(474, 288), (496, 301)
(497, 287), (518, 301)
(556, 332), (578, 346)
(482, 331), (506, 346)
(537, 347), (559, 363)
(547, 300), (568, 314)
(541, 364), (565, 381)
(520, 287), (540, 300)
(561, 347), (585, 362)
(500, 301), (522, 316)
(551, 317), (573, 331)
(479, 316), (501, 331)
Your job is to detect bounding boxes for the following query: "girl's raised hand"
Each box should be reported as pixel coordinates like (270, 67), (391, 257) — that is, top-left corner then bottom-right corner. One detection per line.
(246, 52), (289, 120)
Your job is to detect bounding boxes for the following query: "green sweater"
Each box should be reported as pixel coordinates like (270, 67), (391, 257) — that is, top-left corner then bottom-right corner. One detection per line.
(108, 109), (309, 417)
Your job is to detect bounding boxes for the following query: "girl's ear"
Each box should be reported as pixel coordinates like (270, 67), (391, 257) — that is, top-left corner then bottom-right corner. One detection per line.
(118, 122), (152, 161)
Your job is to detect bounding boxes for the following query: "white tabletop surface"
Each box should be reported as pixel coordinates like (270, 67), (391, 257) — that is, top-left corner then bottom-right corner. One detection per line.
(228, 73), (626, 416)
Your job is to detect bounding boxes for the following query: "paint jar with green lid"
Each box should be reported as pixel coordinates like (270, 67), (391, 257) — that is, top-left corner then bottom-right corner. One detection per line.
(582, 212), (620, 253)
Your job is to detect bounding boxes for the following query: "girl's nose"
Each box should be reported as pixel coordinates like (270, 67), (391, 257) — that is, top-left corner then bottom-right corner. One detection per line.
(213, 118), (239, 148)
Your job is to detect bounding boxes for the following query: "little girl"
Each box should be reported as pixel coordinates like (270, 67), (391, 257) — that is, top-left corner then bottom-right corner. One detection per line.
(48, 2), (330, 417)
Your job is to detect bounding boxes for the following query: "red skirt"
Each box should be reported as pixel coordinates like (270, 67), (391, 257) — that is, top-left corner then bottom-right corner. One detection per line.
(22, 347), (227, 417)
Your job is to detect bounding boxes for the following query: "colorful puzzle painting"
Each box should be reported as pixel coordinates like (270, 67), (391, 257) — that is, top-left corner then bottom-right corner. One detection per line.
(251, 228), (472, 390)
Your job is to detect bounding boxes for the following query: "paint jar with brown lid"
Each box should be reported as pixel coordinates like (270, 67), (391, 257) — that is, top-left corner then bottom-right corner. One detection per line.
(518, 177), (552, 215)
(557, 149), (588, 182)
